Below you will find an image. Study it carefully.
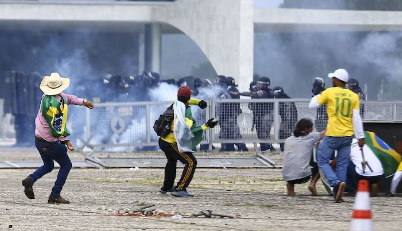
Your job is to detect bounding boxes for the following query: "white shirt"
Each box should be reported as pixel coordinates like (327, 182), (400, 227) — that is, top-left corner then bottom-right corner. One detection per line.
(350, 139), (384, 177)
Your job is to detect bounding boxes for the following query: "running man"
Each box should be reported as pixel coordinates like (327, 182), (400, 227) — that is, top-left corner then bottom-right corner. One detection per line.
(309, 69), (365, 203)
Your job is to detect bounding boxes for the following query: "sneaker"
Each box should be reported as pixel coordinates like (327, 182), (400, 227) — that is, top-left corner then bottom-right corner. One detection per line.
(22, 177), (35, 199)
(159, 187), (174, 194)
(48, 195), (70, 204)
(171, 190), (194, 197)
(334, 182), (345, 203)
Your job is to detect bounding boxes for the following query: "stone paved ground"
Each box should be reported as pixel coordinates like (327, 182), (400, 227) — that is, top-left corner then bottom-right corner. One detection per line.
(0, 149), (401, 231)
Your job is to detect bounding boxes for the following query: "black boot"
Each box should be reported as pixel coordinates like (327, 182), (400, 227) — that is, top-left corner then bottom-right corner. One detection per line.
(22, 177), (35, 199)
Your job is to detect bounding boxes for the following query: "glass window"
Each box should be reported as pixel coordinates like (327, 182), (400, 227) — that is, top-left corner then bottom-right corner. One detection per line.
(255, 0), (402, 11)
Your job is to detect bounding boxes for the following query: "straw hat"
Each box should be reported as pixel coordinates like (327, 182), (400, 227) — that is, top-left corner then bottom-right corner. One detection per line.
(40, 73), (70, 95)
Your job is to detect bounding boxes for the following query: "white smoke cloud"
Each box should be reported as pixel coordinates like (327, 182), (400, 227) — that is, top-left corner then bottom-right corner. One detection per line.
(148, 82), (178, 102)
(356, 32), (402, 81)
(255, 30), (402, 100)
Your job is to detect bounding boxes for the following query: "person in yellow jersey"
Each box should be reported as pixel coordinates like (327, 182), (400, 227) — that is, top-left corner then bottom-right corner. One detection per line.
(309, 69), (365, 203)
(158, 86), (218, 197)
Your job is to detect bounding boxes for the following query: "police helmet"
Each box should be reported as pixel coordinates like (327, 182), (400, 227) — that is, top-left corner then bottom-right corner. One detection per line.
(250, 81), (256, 90)
(150, 72), (160, 82)
(347, 78), (359, 88)
(257, 76), (270, 89)
(195, 78), (203, 88)
(204, 79), (212, 87)
(103, 73), (113, 85)
(312, 77), (325, 95)
(273, 86), (284, 98)
(226, 76), (238, 87)
(216, 75), (227, 85)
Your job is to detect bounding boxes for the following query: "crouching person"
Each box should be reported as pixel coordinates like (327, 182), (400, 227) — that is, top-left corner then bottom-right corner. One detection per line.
(158, 86), (218, 197)
(281, 118), (325, 196)
(346, 139), (384, 197)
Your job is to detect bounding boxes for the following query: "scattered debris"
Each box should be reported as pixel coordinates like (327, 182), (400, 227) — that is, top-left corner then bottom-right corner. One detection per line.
(191, 210), (235, 219)
(171, 214), (183, 221)
(115, 207), (239, 219)
(115, 205), (177, 218)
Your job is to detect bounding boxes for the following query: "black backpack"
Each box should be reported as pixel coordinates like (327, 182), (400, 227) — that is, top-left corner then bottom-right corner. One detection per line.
(153, 104), (174, 137)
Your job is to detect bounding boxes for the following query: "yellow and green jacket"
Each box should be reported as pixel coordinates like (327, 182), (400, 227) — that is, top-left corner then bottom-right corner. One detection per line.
(161, 98), (209, 148)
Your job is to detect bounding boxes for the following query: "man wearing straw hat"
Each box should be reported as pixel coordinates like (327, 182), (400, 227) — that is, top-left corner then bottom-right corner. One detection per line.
(21, 73), (94, 204)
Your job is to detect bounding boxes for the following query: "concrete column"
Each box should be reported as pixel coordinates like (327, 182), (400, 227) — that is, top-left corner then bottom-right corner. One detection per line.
(153, 0), (254, 91)
(144, 23), (161, 74)
(238, 0), (254, 92)
(144, 24), (152, 72)
(151, 23), (161, 74)
(138, 25), (145, 75)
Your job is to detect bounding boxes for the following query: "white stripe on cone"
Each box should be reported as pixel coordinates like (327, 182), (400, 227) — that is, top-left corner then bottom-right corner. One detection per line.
(350, 219), (373, 231)
(353, 192), (370, 210)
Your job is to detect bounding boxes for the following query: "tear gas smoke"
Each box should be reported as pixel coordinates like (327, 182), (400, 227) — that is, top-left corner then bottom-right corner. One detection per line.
(255, 31), (402, 100)
(85, 82), (220, 152)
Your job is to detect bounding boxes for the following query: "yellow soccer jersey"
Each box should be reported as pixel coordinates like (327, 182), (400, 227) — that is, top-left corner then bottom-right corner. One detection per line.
(316, 87), (360, 137)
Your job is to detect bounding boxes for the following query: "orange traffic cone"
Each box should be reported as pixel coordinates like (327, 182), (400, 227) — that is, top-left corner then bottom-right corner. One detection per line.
(350, 180), (373, 231)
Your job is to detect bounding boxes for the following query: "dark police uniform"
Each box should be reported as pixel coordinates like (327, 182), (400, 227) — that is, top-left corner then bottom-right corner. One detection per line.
(312, 78), (328, 132)
(218, 77), (248, 152)
(273, 86), (298, 152)
(241, 77), (275, 152)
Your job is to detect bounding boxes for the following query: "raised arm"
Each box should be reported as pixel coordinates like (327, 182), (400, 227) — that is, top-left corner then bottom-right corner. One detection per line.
(309, 95), (320, 109)
(309, 90), (327, 109)
(62, 93), (94, 109)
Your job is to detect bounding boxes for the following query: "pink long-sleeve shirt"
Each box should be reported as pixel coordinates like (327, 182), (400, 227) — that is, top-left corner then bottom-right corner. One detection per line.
(35, 93), (84, 142)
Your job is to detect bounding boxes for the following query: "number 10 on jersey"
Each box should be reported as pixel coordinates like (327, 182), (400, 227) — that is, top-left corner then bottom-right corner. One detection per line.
(335, 97), (352, 117)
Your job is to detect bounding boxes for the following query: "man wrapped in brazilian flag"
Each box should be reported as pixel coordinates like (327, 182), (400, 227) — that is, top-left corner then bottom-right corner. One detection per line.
(21, 73), (94, 204)
(158, 86), (218, 197)
(320, 131), (401, 196)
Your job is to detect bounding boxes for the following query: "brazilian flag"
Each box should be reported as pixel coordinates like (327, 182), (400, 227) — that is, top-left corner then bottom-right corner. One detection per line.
(41, 95), (70, 138)
(364, 131), (401, 178)
(319, 131), (402, 195)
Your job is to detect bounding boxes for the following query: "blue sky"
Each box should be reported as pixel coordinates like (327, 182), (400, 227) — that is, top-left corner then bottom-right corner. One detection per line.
(254, 0), (283, 8)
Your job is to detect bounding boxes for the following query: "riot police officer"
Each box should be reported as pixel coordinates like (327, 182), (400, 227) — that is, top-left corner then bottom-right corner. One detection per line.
(312, 77), (328, 132)
(273, 86), (298, 152)
(193, 78), (204, 96)
(218, 77), (248, 152)
(103, 74), (129, 102)
(249, 73), (260, 92)
(239, 76), (275, 152)
(347, 78), (365, 118)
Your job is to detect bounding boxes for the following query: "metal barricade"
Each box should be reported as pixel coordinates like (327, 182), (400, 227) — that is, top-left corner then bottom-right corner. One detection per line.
(78, 99), (402, 168)
(212, 98), (274, 144)
(82, 99), (402, 151)
(83, 101), (210, 152)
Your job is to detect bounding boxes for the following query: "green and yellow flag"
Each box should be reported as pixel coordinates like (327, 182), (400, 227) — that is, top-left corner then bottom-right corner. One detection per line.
(364, 131), (401, 177)
(40, 95), (70, 138)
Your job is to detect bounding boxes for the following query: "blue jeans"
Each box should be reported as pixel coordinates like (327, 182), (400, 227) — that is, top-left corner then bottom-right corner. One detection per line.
(29, 140), (72, 196)
(317, 136), (352, 187)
